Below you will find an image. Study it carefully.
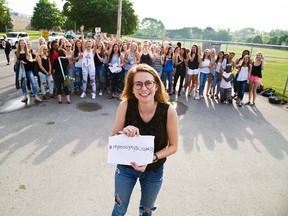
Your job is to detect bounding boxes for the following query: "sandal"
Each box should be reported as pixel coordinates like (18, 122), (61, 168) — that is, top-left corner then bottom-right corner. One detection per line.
(35, 97), (42, 102)
(108, 95), (115, 99)
(21, 97), (28, 103)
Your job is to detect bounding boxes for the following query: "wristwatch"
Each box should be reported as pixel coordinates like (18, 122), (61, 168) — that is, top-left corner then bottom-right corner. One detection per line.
(153, 153), (159, 163)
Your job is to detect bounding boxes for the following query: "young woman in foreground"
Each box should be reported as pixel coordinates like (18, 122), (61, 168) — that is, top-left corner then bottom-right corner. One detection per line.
(111, 64), (178, 216)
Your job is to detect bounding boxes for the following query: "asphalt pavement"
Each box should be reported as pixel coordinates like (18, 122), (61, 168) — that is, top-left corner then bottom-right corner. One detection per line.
(0, 48), (288, 216)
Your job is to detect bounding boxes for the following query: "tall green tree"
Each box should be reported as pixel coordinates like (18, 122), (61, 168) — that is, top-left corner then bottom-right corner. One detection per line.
(63, 0), (138, 35)
(31, 0), (63, 30)
(138, 17), (165, 38)
(0, 0), (13, 32)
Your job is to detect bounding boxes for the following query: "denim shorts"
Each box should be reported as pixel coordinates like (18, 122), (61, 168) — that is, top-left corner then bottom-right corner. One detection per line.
(112, 164), (164, 216)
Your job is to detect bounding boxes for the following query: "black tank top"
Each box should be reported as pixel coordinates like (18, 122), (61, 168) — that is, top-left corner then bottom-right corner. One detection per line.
(176, 56), (186, 71)
(140, 53), (152, 66)
(94, 52), (104, 67)
(18, 53), (34, 71)
(124, 99), (169, 171)
(188, 54), (199, 69)
(39, 57), (50, 73)
(251, 62), (262, 78)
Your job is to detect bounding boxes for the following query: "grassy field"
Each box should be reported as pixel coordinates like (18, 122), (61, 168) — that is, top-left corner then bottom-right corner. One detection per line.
(2, 31), (287, 99)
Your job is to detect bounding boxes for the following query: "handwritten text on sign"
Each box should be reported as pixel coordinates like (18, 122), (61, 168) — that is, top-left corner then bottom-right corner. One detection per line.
(108, 135), (155, 166)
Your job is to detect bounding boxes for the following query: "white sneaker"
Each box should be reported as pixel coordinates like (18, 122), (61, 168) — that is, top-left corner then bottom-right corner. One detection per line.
(80, 92), (86, 98)
(99, 91), (103, 96)
(91, 92), (96, 99)
(194, 96), (200, 100)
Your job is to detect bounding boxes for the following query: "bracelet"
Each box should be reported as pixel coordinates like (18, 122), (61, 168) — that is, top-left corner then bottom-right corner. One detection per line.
(116, 131), (123, 135)
(153, 153), (159, 163)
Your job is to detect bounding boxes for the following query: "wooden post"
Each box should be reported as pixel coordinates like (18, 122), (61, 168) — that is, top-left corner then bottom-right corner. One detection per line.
(116, 0), (122, 41)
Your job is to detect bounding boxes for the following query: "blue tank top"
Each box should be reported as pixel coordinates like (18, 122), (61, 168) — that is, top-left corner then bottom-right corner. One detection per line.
(163, 58), (174, 72)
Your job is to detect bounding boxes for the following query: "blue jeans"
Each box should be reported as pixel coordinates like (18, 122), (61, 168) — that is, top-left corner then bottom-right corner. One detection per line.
(96, 64), (105, 91)
(212, 72), (221, 95)
(199, 72), (209, 96)
(68, 65), (75, 93)
(237, 80), (247, 101)
(38, 72), (54, 94)
(112, 164), (163, 216)
(21, 70), (38, 95)
(162, 70), (173, 93)
(74, 67), (82, 90)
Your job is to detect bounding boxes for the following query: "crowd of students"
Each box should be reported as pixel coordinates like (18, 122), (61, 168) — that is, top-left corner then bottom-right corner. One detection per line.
(13, 28), (265, 106)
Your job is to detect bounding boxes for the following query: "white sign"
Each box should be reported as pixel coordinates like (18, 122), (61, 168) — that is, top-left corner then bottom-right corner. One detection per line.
(108, 135), (155, 166)
(95, 27), (101, 36)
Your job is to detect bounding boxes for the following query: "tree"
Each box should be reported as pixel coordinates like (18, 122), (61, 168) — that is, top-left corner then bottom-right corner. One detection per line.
(137, 18), (165, 38)
(267, 36), (279, 45)
(63, 0), (138, 35)
(0, 0), (13, 32)
(214, 29), (232, 41)
(191, 27), (203, 39)
(251, 35), (263, 44)
(202, 27), (216, 40)
(31, 0), (63, 30)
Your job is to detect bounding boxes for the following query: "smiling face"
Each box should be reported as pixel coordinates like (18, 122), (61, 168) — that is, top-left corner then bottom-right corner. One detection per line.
(133, 72), (158, 102)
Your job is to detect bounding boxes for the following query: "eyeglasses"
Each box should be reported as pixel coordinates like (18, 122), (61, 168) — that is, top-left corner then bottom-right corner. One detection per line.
(133, 80), (156, 90)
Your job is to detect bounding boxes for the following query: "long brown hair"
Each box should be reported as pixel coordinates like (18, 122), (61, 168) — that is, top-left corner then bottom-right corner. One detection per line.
(15, 38), (30, 58)
(121, 64), (169, 103)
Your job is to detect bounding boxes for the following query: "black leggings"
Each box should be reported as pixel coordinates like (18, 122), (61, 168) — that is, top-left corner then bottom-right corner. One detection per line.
(54, 76), (70, 95)
(173, 68), (186, 93)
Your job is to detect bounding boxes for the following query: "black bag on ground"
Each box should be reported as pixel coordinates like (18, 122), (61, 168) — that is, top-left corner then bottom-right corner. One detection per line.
(268, 96), (282, 104)
(260, 88), (275, 97)
(257, 83), (264, 93)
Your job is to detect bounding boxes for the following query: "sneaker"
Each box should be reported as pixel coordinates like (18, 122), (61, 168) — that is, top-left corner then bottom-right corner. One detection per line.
(194, 96), (200, 100)
(80, 92), (86, 98)
(29, 92), (35, 97)
(200, 95), (204, 99)
(236, 99), (240, 105)
(238, 101), (243, 107)
(99, 90), (103, 96)
(91, 92), (96, 99)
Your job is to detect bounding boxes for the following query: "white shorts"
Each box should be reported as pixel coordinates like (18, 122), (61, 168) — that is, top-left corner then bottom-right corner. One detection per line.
(187, 68), (199, 75)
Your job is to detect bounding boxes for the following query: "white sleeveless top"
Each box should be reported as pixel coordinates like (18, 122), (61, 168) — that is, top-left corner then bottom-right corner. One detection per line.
(82, 50), (95, 67)
(220, 72), (232, 88)
(237, 66), (249, 81)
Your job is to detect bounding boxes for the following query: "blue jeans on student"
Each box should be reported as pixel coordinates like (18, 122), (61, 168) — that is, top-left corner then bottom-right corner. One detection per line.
(162, 70), (173, 93)
(212, 72), (221, 95)
(96, 64), (104, 91)
(21, 70), (38, 95)
(68, 65), (75, 93)
(237, 80), (247, 101)
(74, 67), (82, 90)
(199, 72), (209, 96)
(112, 164), (163, 216)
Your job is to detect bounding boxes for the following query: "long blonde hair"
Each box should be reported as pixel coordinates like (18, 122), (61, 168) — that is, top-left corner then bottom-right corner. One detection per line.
(37, 44), (48, 57)
(121, 64), (169, 103)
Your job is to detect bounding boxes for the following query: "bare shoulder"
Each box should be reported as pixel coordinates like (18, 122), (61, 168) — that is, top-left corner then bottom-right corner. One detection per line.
(167, 104), (178, 119)
(117, 100), (128, 114)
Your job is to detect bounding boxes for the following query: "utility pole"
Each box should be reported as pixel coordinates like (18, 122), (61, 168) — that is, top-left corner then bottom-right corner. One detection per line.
(116, 0), (122, 41)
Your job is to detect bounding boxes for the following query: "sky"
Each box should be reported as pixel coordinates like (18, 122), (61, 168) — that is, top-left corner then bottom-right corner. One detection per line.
(6, 0), (288, 32)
